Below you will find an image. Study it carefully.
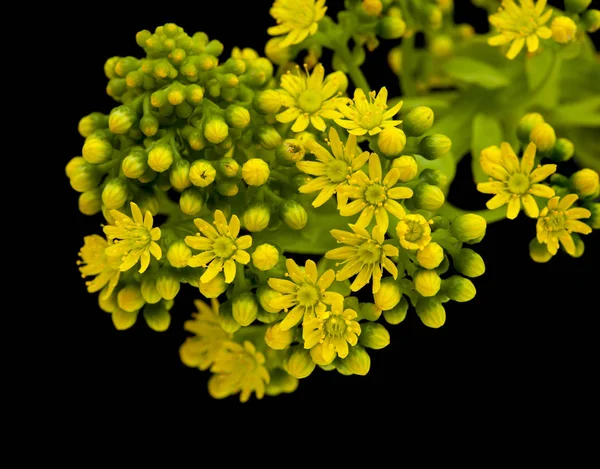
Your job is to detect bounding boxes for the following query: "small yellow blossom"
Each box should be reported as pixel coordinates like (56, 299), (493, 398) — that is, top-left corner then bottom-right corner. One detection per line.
(276, 63), (348, 133)
(268, 0), (327, 48)
(338, 152), (413, 232)
(335, 87), (403, 136)
(551, 16), (577, 44)
(396, 214), (433, 250)
(185, 210), (252, 284)
(208, 341), (270, 403)
(297, 127), (370, 208)
(77, 235), (121, 297)
(103, 202), (162, 274)
(488, 0), (553, 60)
(477, 142), (556, 219)
(536, 194), (592, 256)
(302, 299), (361, 364)
(326, 223), (399, 293)
(267, 258), (344, 330)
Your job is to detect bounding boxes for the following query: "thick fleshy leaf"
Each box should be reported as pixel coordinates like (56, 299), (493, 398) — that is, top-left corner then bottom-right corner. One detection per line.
(471, 113), (503, 183)
(444, 57), (510, 89)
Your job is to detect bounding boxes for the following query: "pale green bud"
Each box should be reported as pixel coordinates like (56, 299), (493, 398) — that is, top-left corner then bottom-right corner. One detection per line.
(453, 248), (486, 277)
(444, 275), (476, 302)
(141, 278), (162, 304)
(377, 16), (406, 39)
(117, 283), (145, 313)
(276, 139), (305, 164)
(122, 149), (148, 179)
(549, 138), (574, 163)
(416, 241), (444, 269)
(256, 286), (283, 313)
(529, 123), (556, 154)
(111, 308), (138, 330)
(584, 202), (600, 229)
(217, 302), (241, 334)
(78, 189), (102, 216)
(414, 269), (441, 297)
(186, 83), (204, 104)
(256, 125), (282, 150)
(265, 368), (299, 396)
(281, 200), (308, 230)
(216, 157), (240, 178)
(416, 297), (446, 328)
(343, 345), (371, 376)
(430, 215), (449, 231)
(203, 117), (229, 144)
(378, 127), (407, 158)
(167, 241), (192, 268)
(403, 106), (434, 137)
(582, 9), (600, 33)
(388, 47), (402, 75)
(140, 114), (159, 137)
(285, 347), (316, 379)
(529, 238), (553, 263)
(564, 0), (591, 14)
(253, 89), (283, 115)
(82, 138), (113, 164)
(517, 112), (545, 143)
(571, 168), (600, 199)
(225, 105), (251, 129)
(179, 188), (204, 215)
(265, 321), (294, 350)
(66, 156), (87, 179)
(169, 159), (192, 191)
(252, 244), (280, 271)
(359, 323), (390, 350)
(359, 302), (382, 321)
(430, 35), (454, 58)
(101, 178), (129, 210)
(425, 4), (443, 29)
(418, 134), (452, 160)
(156, 271), (180, 300)
(257, 309), (280, 324)
(383, 296), (409, 325)
(143, 303), (171, 332)
(413, 182), (445, 211)
(199, 273), (228, 298)
(391, 155), (418, 182)
(421, 168), (448, 188)
(189, 160), (216, 187)
(373, 277), (402, 311)
(232, 292), (259, 326)
(243, 203), (271, 232)
(147, 144), (174, 172)
(98, 291), (118, 313)
(108, 105), (137, 134)
(451, 213), (487, 244)
(78, 112), (108, 137)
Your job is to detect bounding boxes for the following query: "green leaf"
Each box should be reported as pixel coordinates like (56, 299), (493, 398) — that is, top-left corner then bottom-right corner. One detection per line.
(545, 96), (600, 128)
(471, 113), (503, 183)
(563, 127), (600, 173)
(443, 57), (510, 89)
(525, 50), (561, 109)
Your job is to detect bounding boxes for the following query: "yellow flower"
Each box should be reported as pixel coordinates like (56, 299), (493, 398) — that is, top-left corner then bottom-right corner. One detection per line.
(297, 127), (370, 208)
(268, 0), (327, 48)
(77, 234), (121, 297)
(396, 214), (433, 250)
(477, 142), (556, 219)
(185, 210), (252, 284)
(488, 0), (553, 60)
(338, 152), (413, 232)
(335, 87), (403, 136)
(536, 194), (592, 256)
(103, 202), (162, 274)
(208, 341), (270, 403)
(267, 258), (344, 330)
(276, 63), (348, 133)
(302, 300), (361, 364)
(326, 223), (399, 293)
(180, 299), (231, 371)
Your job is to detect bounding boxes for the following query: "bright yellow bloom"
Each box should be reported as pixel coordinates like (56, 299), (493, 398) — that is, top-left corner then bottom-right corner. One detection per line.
(335, 87), (403, 136)
(477, 142), (556, 220)
(77, 235), (121, 297)
(302, 299), (361, 364)
(396, 214), (433, 250)
(276, 63), (348, 133)
(268, 0), (327, 48)
(267, 258), (344, 330)
(103, 202), (162, 274)
(297, 127), (370, 208)
(488, 0), (553, 60)
(326, 223), (399, 293)
(185, 210), (252, 284)
(180, 299), (231, 371)
(536, 194), (592, 256)
(338, 153), (413, 232)
(208, 341), (270, 403)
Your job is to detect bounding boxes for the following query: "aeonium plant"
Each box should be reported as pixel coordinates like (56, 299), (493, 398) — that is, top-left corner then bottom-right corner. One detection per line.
(67, 0), (600, 402)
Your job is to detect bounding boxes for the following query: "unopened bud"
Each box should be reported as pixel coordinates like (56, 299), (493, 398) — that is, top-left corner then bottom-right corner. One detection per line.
(217, 302), (241, 334)
(70, 166), (101, 193)
(549, 138), (574, 163)
(571, 168), (600, 199)
(430, 35), (454, 57)
(199, 273), (228, 298)
(582, 9), (600, 33)
(383, 297), (409, 325)
(256, 125), (282, 150)
(147, 144), (174, 172)
(444, 275), (476, 302)
(242, 158), (270, 186)
(451, 213), (487, 243)
(256, 286), (283, 313)
(286, 347), (316, 379)
(78, 189), (102, 216)
(388, 47), (402, 75)
(78, 112), (108, 137)
(225, 105), (251, 129)
(403, 106), (434, 137)
(343, 345), (371, 375)
(416, 241), (444, 269)
(203, 117), (229, 144)
(391, 155), (418, 182)
(584, 202), (600, 229)
(373, 277), (401, 311)
(414, 269), (441, 297)
(281, 200), (308, 230)
(276, 139), (305, 164)
(358, 302), (382, 321)
(102, 178), (129, 210)
(377, 127), (406, 157)
(232, 292), (258, 327)
(453, 248), (485, 277)
(413, 182), (445, 211)
(252, 244), (280, 271)
(421, 168), (448, 188)
(108, 105), (137, 134)
(529, 123), (556, 154)
(156, 271), (180, 300)
(529, 238), (553, 263)
(167, 241), (192, 268)
(143, 302), (171, 332)
(122, 149), (148, 179)
(140, 278), (162, 304)
(416, 297), (445, 328)
(168, 159), (192, 191)
(551, 16), (578, 43)
(564, 0), (591, 14)
(139, 114), (159, 137)
(253, 89), (283, 115)
(359, 323), (390, 350)
(265, 321), (294, 350)
(179, 188), (204, 215)
(117, 283), (145, 313)
(82, 138), (113, 164)
(377, 16), (407, 39)
(517, 112), (545, 143)
(189, 160), (216, 187)
(419, 134), (451, 160)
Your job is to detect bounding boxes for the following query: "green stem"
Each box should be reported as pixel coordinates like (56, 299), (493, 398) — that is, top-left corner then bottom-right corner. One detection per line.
(436, 202), (507, 224)
(331, 39), (371, 92)
(262, 186), (284, 205)
(232, 262), (250, 294)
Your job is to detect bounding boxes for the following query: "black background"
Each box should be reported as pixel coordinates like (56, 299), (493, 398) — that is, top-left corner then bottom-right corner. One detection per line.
(51, 1), (598, 417)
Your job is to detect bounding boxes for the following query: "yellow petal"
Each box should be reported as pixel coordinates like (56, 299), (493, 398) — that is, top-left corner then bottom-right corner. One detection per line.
(291, 114), (310, 132)
(521, 142), (536, 174)
(526, 34), (539, 53)
(522, 194), (539, 218)
(506, 37), (525, 60)
(506, 196), (521, 219)
(558, 194), (578, 210)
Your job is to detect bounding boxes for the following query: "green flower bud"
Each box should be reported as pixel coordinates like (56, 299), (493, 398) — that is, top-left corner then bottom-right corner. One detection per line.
(243, 203), (271, 232)
(373, 277), (402, 311)
(416, 241), (444, 269)
(70, 165), (101, 193)
(66, 156), (87, 179)
(217, 302), (241, 334)
(78, 189), (102, 216)
(167, 241), (192, 268)
(218, 181), (240, 197)
(377, 127), (407, 158)
(565, 0), (591, 14)
(550, 173), (570, 187)
(357, 302), (381, 321)
(418, 134), (452, 160)
(286, 347), (316, 379)
(168, 159), (191, 191)
(414, 269), (441, 297)
(189, 160), (216, 187)
(359, 323), (390, 350)
(391, 155), (418, 182)
(276, 139), (305, 165)
(362, 0), (383, 16)
(141, 278), (162, 304)
(430, 215), (449, 231)
(246, 58), (274, 86)
(104, 56), (119, 79)
(265, 321), (294, 350)
(377, 16), (407, 39)
(232, 292), (259, 327)
(453, 248), (486, 277)
(403, 106), (434, 137)
(98, 291), (118, 313)
(388, 46), (402, 75)
(416, 297), (446, 328)
(549, 138), (574, 163)
(256, 125), (282, 150)
(444, 275), (476, 302)
(78, 112), (108, 137)
(265, 368), (298, 396)
(265, 37), (293, 65)
(242, 158), (270, 186)
(147, 144), (174, 172)
(517, 112), (545, 143)
(583, 202), (600, 229)
(117, 283), (145, 313)
(106, 78), (127, 99)
(111, 308), (138, 330)
(528, 238), (553, 263)
(343, 345), (371, 376)
(582, 9), (600, 33)
(252, 244), (280, 271)
(143, 302), (171, 332)
(82, 138), (113, 164)
(253, 89), (283, 115)
(139, 114), (159, 137)
(257, 309), (280, 324)
(551, 16), (578, 43)
(102, 178), (129, 210)
(203, 117), (229, 144)
(413, 182), (445, 211)
(421, 168), (448, 188)
(451, 214), (487, 243)
(571, 168), (600, 199)
(122, 149), (148, 179)
(281, 200), (308, 230)
(199, 273), (228, 298)
(108, 105), (137, 134)
(179, 188), (204, 215)
(568, 233), (586, 258)
(383, 297), (409, 325)
(430, 35), (454, 58)
(186, 84), (204, 105)
(457, 23), (475, 39)
(225, 105), (251, 129)
(156, 271), (180, 300)
(529, 123), (556, 154)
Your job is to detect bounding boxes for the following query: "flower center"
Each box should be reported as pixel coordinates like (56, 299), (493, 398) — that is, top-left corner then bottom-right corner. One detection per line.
(288, 7), (316, 28)
(507, 173), (531, 195)
(356, 240), (382, 264)
(543, 210), (567, 232)
(358, 110), (383, 130)
(296, 283), (320, 307)
(404, 221), (424, 242)
(132, 228), (151, 247)
(364, 183), (387, 205)
(213, 236), (236, 259)
(327, 160), (350, 183)
(297, 90), (322, 114)
(325, 315), (347, 337)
